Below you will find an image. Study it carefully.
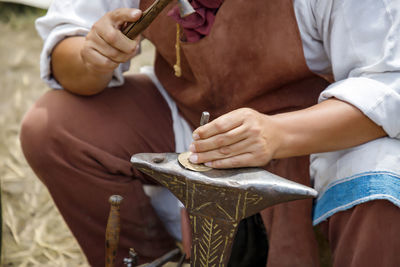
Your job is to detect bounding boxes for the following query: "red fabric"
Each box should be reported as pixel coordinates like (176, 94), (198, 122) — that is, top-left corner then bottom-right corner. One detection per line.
(167, 0), (224, 42)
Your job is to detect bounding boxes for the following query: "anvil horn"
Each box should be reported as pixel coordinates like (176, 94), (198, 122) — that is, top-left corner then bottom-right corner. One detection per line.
(131, 152), (317, 266)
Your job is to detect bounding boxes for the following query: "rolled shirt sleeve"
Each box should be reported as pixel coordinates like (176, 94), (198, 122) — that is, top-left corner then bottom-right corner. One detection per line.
(35, 0), (139, 89)
(320, 76), (400, 139)
(302, 0), (400, 138)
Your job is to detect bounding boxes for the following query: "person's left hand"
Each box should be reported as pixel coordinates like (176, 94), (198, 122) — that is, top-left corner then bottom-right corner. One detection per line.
(188, 108), (281, 168)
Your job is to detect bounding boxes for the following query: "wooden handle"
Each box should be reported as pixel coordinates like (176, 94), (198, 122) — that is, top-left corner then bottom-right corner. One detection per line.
(122, 0), (174, 39)
(105, 195), (123, 267)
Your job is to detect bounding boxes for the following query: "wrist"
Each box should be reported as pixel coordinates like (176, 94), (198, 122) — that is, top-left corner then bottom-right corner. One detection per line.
(79, 41), (115, 77)
(267, 113), (299, 160)
(60, 38), (113, 95)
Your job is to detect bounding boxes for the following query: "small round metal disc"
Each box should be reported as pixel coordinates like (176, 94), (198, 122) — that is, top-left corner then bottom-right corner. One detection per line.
(178, 151), (212, 172)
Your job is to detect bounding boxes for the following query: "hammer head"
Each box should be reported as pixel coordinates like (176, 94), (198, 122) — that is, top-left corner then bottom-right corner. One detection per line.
(177, 0), (195, 17)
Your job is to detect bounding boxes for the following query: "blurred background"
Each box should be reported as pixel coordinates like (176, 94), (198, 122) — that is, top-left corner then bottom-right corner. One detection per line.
(0, 1), (155, 265)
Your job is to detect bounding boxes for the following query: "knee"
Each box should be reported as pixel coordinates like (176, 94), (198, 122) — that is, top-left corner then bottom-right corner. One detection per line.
(20, 103), (52, 165)
(20, 90), (71, 162)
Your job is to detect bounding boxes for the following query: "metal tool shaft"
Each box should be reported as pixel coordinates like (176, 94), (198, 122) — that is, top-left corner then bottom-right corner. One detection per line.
(137, 248), (181, 267)
(199, 111), (210, 126)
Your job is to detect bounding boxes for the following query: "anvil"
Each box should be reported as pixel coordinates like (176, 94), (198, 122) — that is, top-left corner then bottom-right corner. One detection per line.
(131, 153), (317, 267)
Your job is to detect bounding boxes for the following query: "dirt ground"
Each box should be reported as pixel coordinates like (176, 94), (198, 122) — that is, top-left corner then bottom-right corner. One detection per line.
(0, 4), (155, 266)
(0, 7), (90, 267)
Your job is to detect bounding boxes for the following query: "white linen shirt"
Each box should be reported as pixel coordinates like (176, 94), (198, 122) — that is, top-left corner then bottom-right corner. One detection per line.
(294, 0), (400, 200)
(36, 0), (400, 227)
(36, 0), (140, 89)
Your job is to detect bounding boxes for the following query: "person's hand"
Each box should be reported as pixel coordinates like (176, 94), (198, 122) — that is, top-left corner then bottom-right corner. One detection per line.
(81, 8), (142, 74)
(188, 108), (281, 168)
(187, 101), (387, 169)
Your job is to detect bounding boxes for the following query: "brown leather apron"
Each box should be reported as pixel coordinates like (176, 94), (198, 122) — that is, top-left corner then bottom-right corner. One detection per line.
(140, 0), (329, 265)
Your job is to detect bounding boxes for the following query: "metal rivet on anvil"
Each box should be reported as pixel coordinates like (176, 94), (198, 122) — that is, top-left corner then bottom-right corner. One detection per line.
(178, 111), (212, 172)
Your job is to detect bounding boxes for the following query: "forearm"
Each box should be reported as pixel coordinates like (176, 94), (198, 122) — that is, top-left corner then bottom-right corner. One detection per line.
(190, 99), (387, 168)
(51, 37), (113, 95)
(50, 8), (142, 95)
(271, 98), (387, 159)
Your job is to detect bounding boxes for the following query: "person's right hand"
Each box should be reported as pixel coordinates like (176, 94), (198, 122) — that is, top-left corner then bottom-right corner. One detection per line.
(81, 8), (142, 74)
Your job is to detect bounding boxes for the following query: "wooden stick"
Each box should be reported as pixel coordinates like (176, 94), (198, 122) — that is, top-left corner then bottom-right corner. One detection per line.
(122, 0), (174, 40)
(105, 195), (123, 267)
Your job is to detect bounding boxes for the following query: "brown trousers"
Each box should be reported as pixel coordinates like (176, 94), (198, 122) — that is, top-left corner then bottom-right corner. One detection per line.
(320, 200), (400, 267)
(20, 74), (400, 267)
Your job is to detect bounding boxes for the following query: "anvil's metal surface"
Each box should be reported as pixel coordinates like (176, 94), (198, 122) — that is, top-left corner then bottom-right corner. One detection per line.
(131, 153), (317, 267)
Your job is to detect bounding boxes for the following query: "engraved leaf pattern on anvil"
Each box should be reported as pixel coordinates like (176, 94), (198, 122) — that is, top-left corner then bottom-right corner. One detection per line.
(138, 168), (186, 201)
(192, 216), (237, 267)
(187, 182), (242, 222)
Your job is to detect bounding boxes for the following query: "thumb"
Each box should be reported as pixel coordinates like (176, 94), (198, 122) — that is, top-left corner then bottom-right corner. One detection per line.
(110, 8), (142, 27)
